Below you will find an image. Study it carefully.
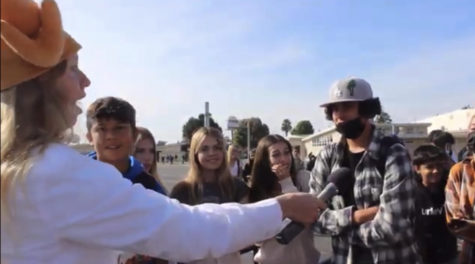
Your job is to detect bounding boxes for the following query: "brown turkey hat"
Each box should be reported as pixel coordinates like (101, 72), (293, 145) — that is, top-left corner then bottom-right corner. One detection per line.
(1, 0), (81, 90)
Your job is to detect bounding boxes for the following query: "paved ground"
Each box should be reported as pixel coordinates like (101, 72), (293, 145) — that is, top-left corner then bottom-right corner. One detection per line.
(158, 162), (333, 263)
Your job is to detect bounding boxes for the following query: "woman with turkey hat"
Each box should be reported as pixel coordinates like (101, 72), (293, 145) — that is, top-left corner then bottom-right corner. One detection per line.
(0, 0), (325, 263)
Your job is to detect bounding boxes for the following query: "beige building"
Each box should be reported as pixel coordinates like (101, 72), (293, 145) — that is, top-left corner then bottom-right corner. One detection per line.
(419, 108), (474, 132)
(418, 108), (474, 154)
(287, 135), (309, 160)
(301, 126), (342, 158)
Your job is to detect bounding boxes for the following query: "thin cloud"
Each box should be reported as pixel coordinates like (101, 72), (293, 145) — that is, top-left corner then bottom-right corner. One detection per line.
(63, 1), (475, 143)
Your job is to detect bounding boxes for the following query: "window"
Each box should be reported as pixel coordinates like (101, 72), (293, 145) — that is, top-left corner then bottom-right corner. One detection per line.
(312, 136), (334, 146)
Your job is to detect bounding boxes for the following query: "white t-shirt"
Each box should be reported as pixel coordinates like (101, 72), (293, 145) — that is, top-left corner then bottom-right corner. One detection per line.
(1, 144), (283, 264)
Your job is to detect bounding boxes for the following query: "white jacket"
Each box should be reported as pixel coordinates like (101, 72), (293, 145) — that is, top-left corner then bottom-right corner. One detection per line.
(1, 144), (283, 264)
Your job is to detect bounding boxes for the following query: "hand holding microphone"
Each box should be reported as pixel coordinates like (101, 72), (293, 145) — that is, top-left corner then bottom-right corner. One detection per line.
(275, 193), (327, 225)
(275, 167), (352, 244)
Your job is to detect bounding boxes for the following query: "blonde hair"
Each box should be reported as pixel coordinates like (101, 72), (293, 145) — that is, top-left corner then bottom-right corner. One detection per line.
(1, 61), (70, 217)
(227, 144), (241, 165)
(184, 127), (234, 203)
(134, 126), (167, 191)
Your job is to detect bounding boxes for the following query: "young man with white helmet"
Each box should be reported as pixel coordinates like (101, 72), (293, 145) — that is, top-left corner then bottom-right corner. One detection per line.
(309, 77), (422, 264)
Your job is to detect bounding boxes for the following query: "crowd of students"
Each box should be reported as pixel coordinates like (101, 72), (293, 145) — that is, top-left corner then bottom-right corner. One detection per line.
(1, 1), (474, 264)
(82, 87), (473, 264)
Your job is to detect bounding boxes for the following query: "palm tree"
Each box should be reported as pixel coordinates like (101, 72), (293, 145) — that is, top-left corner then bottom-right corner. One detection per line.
(281, 119), (292, 137)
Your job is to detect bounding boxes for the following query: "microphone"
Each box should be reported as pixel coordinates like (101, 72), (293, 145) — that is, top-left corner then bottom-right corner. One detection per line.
(275, 167), (352, 245)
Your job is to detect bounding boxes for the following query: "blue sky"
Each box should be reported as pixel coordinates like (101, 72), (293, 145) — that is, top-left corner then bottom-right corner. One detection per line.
(58, 0), (475, 143)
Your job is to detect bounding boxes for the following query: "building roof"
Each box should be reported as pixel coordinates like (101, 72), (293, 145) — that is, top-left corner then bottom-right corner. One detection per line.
(303, 126), (336, 141)
(287, 134), (308, 139)
(417, 108), (475, 132)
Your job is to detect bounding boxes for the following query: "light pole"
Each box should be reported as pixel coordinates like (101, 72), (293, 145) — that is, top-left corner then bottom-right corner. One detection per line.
(247, 119), (251, 159)
(204, 102), (210, 128)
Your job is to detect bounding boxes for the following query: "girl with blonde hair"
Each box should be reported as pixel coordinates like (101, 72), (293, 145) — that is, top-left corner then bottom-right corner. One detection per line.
(0, 1), (325, 263)
(170, 127), (249, 264)
(170, 127), (248, 264)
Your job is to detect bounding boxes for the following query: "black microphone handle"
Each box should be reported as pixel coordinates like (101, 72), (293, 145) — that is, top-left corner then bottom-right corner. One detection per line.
(275, 221), (304, 245)
(275, 184), (338, 245)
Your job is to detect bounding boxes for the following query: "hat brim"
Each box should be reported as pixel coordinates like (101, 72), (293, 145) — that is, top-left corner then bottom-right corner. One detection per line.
(319, 98), (365, 107)
(1, 33), (80, 90)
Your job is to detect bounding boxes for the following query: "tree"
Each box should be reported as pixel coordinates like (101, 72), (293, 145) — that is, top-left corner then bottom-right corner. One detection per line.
(233, 117), (269, 149)
(281, 119), (292, 137)
(182, 113), (222, 142)
(374, 111), (392, 124)
(291, 120), (314, 135)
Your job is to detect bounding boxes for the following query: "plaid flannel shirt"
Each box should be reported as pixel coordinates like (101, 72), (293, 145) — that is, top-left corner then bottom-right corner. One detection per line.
(310, 128), (422, 264)
(445, 159), (475, 264)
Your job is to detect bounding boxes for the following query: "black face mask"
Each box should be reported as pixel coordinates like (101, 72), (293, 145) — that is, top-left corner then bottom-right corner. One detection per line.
(336, 117), (365, 139)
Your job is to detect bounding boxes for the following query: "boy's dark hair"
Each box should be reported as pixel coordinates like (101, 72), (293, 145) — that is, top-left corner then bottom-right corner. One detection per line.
(428, 130), (455, 148)
(86, 96), (136, 131)
(412, 144), (447, 166)
(324, 98), (382, 121)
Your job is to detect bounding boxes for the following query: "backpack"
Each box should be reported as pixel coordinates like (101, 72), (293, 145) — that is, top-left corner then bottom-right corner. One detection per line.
(328, 134), (404, 177)
(376, 135), (405, 177)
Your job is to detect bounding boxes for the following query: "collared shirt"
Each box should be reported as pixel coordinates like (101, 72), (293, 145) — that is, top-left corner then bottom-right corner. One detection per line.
(445, 158), (475, 264)
(310, 128), (421, 264)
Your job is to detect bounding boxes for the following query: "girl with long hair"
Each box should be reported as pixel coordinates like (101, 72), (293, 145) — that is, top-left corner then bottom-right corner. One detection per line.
(134, 126), (167, 194)
(170, 127), (249, 264)
(249, 135), (320, 264)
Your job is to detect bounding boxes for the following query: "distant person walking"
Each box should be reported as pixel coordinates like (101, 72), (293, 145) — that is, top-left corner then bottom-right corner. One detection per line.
(228, 144), (243, 179)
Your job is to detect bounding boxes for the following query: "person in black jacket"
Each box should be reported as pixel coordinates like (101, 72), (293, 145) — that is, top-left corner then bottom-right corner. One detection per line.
(429, 129), (457, 165)
(413, 145), (458, 264)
